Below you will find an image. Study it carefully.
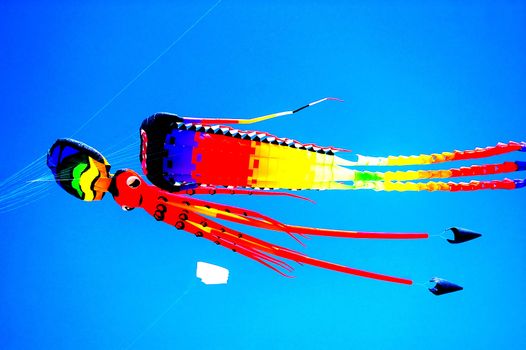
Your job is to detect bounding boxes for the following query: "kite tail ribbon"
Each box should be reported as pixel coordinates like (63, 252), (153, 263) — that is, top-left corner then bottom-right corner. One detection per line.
(337, 141), (526, 192)
(347, 141), (526, 166)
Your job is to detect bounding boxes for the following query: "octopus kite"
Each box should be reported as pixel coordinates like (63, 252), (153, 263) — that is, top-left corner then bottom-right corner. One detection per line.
(47, 98), (526, 295)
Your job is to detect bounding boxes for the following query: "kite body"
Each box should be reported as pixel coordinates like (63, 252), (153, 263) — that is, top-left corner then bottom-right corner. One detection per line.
(47, 98), (526, 295)
(47, 138), (466, 293)
(140, 113), (350, 192)
(139, 103), (526, 194)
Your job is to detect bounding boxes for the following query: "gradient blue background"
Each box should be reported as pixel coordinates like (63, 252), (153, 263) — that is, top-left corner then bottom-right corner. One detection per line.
(1, 1), (525, 349)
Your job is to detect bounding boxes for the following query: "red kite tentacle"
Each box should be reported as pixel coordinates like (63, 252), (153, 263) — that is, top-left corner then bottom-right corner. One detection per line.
(183, 186), (314, 203)
(181, 208), (299, 270)
(285, 225), (429, 240)
(147, 196), (296, 270)
(186, 204), (411, 284)
(272, 248), (413, 285)
(181, 216), (295, 276)
(169, 193), (307, 244)
(138, 184), (414, 284)
(157, 193), (305, 241)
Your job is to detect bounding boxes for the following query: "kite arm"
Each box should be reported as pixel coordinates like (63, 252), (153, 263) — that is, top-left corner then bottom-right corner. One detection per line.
(182, 186), (315, 203)
(180, 97), (343, 125)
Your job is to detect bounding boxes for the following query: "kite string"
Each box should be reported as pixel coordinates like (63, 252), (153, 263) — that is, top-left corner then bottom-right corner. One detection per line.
(121, 281), (198, 350)
(0, 0), (223, 214)
(71, 0), (223, 138)
(0, 153), (46, 187)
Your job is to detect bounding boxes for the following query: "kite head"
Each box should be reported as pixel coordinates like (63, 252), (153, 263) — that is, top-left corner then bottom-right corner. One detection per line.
(108, 169), (146, 211)
(47, 138), (112, 201)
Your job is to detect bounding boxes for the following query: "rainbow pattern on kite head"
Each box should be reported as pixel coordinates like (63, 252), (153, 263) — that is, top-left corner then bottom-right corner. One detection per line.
(47, 139), (112, 201)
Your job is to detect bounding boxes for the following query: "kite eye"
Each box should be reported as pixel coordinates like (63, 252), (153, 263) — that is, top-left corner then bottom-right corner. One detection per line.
(122, 205), (135, 211)
(126, 176), (141, 188)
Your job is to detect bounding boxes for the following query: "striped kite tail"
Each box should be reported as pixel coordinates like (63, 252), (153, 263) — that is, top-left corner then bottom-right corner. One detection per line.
(353, 178), (526, 192)
(328, 141), (526, 192)
(339, 141), (526, 166)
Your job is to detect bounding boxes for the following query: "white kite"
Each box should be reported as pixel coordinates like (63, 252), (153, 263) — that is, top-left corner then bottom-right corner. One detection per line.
(196, 262), (229, 285)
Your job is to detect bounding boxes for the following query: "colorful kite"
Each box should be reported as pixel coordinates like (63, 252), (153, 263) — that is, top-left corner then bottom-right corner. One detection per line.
(48, 98), (525, 295)
(139, 98), (526, 193)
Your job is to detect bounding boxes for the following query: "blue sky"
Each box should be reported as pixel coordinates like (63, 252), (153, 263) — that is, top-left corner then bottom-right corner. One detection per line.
(1, 1), (525, 349)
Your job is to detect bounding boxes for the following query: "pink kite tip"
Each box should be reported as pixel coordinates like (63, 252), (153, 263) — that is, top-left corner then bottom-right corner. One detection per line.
(288, 192), (316, 204)
(331, 147), (353, 153)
